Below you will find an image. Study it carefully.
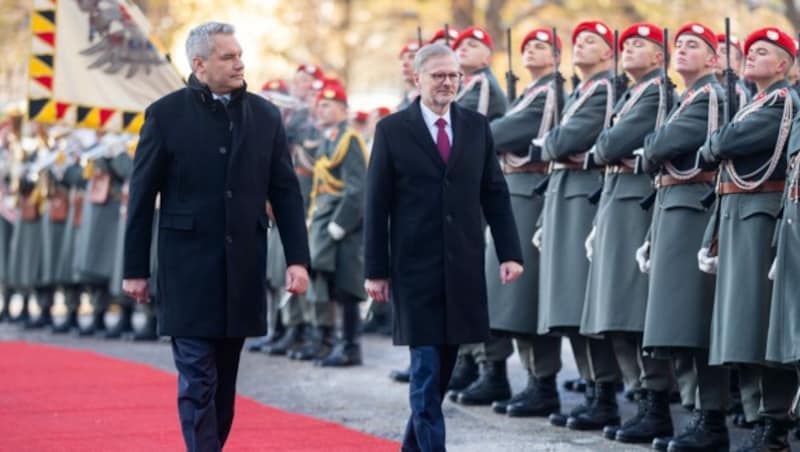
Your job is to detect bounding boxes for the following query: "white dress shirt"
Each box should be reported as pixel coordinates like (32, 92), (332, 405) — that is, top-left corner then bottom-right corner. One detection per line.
(419, 101), (453, 146)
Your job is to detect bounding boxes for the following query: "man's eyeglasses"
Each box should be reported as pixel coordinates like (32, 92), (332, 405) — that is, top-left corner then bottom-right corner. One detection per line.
(427, 72), (462, 83)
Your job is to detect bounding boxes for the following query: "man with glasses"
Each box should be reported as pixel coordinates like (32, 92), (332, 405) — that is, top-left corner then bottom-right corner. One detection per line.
(364, 42), (523, 452)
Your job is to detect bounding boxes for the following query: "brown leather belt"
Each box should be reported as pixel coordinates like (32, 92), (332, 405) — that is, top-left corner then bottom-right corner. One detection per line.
(550, 161), (584, 171)
(503, 162), (549, 174)
(295, 167), (313, 177)
(656, 171), (716, 188)
(717, 180), (785, 196)
(605, 164), (635, 174)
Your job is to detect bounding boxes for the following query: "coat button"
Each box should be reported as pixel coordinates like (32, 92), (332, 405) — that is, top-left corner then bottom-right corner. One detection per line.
(219, 147), (227, 155)
(445, 214), (453, 223)
(225, 190), (233, 199)
(226, 235), (233, 244)
(789, 218), (794, 225)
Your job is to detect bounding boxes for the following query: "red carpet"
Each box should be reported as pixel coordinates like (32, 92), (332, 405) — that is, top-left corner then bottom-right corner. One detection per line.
(0, 342), (398, 451)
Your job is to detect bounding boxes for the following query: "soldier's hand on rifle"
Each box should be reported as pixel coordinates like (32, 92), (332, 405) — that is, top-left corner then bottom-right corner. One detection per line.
(327, 222), (346, 241)
(697, 247), (718, 274)
(285, 265), (309, 294)
(635, 241), (651, 273)
(365, 278), (390, 302)
(122, 278), (150, 304)
(532, 228), (543, 250)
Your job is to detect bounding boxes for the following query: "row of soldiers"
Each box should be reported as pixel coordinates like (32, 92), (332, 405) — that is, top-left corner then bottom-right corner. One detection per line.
(0, 114), (159, 339)
(366, 20), (800, 452)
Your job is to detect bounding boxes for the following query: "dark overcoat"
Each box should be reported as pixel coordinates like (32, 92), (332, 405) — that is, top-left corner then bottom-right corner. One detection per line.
(124, 75), (310, 338)
(364, 99), (523, 346)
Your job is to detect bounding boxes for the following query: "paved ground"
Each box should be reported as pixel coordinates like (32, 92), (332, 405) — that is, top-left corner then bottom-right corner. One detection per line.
(1, 322), (796, 451)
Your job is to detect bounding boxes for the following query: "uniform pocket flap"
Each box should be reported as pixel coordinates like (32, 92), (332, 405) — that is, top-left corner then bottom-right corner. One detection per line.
(160, 213), (195, 230)
(739, 194), (782, 220)
(613, 175), (653, 200)
(506, 173), (542, 197)
(660, 185), (708, 211)
(563, 173), (601, 199)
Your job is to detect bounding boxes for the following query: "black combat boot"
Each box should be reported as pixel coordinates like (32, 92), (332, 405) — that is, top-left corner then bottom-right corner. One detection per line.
(456, 360), (512, 405)
(446, 354), (479, 394)
(266, 324), (306, 356)
(492, 373), (536, 414)
(247, 317), (285, 352)
(550, 380), (595, 427)
(733, 418), (791, 452)
(291, 325), (333, 361)
(564, 378), (587, 392)
(507, 374), (560, 417)
(567, 381), (620, 431)
(389, 366), (410, 383)
(605, 389), (646, 440)
(616, 389), (674, 443)
(315, 302), (362, 367)
(653, 409), (703, 451)
(667, 410), (729, 452)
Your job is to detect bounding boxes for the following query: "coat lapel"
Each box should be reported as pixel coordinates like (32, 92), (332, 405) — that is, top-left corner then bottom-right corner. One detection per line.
(406, 100), (446, 170)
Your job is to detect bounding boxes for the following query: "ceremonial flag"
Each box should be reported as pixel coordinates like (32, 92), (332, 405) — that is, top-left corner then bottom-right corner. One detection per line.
(27, 0), (183, 133)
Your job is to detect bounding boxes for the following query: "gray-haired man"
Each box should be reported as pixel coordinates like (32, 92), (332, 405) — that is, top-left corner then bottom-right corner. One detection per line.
(123, 22), (310, 451)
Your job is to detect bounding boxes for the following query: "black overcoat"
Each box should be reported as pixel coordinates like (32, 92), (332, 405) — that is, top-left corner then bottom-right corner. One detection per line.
(124, 75), (310, 338)
(364, 99), (522, 346)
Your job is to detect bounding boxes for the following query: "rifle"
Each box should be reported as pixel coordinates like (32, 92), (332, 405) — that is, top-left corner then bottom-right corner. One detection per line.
(552, 27), (565, 125)
(444, 23), (451, 46)
(417, 26), (423, 48)
(612, 30), (630, 104)
(723, 17), (739, 124)
(505, 27), (518, 101)
(661, 28), (675, 115)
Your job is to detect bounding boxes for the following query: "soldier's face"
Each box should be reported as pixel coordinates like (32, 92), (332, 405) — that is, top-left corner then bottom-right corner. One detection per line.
(415, 54), (460, 109)
(456, 38), (491, 71)
(715, 42), (742, 74)
(621, 37), (663, 75)
(675, 35), (717, 75)
(573, 32), (611, 67)
(744, 42), (790, 82)
(292, 72), (316, 99)
(400, 51), (417, 84)
(316, 99), (348, 128)
(522, 40), (556, 71)
(194, 34), (244, 94)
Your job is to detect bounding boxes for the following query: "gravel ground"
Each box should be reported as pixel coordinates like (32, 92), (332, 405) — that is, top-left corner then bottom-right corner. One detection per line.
(2, 322), (796, 451)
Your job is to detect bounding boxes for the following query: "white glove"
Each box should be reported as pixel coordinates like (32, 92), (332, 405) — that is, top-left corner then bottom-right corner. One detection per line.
(327, 222), (346, 241)
(697, 247), (718, 274)
(635, 240), (651, 274)
(532, 228), (543, 251)
(768, 258), (777, 281)
(584, 226), (596, 261)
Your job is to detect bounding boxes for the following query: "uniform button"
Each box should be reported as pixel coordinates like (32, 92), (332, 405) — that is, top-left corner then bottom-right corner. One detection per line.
(789, 218), (794, 225)
(219, 146), (227, 155)
(226, 235), (233, 244)
(445, 214), (453, 223)
(225, 190), (233, 199)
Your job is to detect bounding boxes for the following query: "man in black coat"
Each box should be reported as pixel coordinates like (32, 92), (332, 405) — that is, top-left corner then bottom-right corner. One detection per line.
(364, 43), (523, 452)
(122, 22), (310, 452)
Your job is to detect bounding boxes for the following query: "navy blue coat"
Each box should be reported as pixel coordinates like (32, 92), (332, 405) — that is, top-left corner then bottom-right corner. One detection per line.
(124, 75), (309, 338)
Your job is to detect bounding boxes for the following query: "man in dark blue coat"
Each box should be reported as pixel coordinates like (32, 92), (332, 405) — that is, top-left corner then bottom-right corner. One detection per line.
(364, 43), (523, 452)
(123, 22), (310, 452)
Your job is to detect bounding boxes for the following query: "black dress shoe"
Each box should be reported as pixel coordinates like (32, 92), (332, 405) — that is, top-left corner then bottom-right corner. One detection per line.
(389, 367), (410, 383)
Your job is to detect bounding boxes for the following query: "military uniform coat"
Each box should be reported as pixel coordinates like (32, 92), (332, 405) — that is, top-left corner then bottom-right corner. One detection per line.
(537, 71), (613, 334)
(124, 75), (310, 338)
(54, 164), (87, 284)
(7, 179), (43, 289)
(581, 69), (663, 335)
(766, 123), (800, 364)
(307, 121), (367, 301)
(700, 80), (798, 365)
(641, 75), (722, 351)
(456, 66), (508, 120)
(40, 173), (69, 286)
(487, 75), (555, 335)
(108, 153), (133, 296)
(364, 99), (522, 346)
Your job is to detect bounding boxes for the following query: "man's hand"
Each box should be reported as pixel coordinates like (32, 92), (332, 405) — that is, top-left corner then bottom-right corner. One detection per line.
(122, 278), (150, 304)
(499, 261), (523, 284)
(365, 278), (391, 302)
(285, 265), (309, 294)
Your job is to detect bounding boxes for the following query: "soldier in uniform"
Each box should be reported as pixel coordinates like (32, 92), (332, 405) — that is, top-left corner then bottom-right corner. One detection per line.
(638, 23), (730, 452)
(484, 27), (563, 418)
(715, 34), (752, 111)
(532, 20), (620, 429)
(397, 42), (420, 111)
(428, 27), (460, 47)
(698, 27), (799, 452)
(447, 26), (513, 406)
(576, 23), (675, 442)
(307, 81), (368, 367)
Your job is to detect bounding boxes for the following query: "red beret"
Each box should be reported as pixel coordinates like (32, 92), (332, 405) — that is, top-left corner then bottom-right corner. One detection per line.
(296, 64), (324, 80)
(619, 23), (664, 51)
(261, 78), (288, 94)
(352, 111), (369, 123)
(716, 34), (744, 56)
(572, 20), (614, 49)
(452, 26), (494, 51)
(745, 27), (798, 60)
(429, 28), (460, 45)
(674, 23), (718, 52)
(316, 79), (347, 105)
(374, 107), (392, 118)
(520, 28), (562, 53)
(399, 41), (420, 57)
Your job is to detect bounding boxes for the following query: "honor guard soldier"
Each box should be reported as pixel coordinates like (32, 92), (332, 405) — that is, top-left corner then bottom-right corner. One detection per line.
(307, 81), (369, 367)
(483, 27), (564, 419)
(638, 23), (730, 452)
(448, 25), (512, 407)
(397, 42), (421, 111)
(698, 26), (799, 452)
(0, 111), (21, 321)
(715, 33), (752, 109)
(532, 20), (620, 429)
(577, 22), (676, 442)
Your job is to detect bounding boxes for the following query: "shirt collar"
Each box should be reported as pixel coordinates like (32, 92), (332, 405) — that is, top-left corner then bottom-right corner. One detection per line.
(419, 100), (451, 128)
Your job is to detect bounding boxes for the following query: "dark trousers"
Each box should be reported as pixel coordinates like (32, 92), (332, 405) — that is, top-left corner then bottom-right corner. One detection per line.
(402, 344), (459, 452)
(171, 337), (245, 452)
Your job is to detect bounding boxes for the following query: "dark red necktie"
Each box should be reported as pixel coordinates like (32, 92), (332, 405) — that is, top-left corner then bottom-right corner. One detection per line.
(435, 118), (450, 163)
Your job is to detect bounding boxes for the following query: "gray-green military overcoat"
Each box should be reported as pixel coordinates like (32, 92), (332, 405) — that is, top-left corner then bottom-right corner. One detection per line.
(456, 66), (508, 121)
